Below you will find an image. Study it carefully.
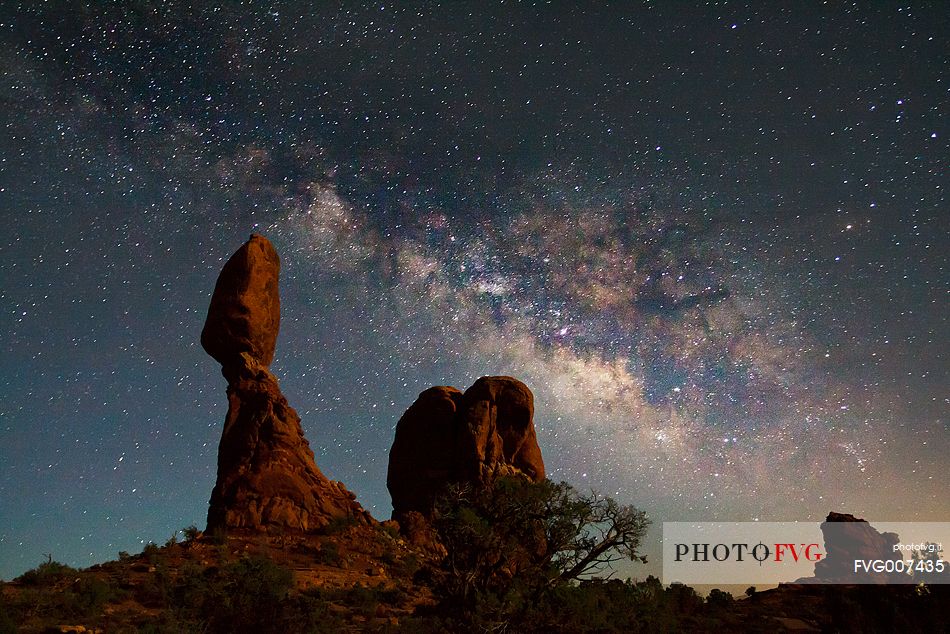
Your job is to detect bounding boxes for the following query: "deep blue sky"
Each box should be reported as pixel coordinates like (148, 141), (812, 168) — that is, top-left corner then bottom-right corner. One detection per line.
(1, 2), (946, 579)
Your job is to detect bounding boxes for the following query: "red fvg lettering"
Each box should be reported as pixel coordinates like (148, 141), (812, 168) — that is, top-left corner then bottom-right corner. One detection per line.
(774, 543), (823, 562)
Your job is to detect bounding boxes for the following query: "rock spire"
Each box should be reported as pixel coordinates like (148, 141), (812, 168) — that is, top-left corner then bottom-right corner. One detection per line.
(202, 234), (370, 534)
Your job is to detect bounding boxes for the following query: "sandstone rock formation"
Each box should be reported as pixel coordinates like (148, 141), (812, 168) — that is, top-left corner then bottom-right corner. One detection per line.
(203, 234), (371, 534)
(793, 512), (906, 584)
(457, 376), (545, 484)
(201, 234), (280, 372)
(810, 512), (904, 583)
(387, 376), (545, 535)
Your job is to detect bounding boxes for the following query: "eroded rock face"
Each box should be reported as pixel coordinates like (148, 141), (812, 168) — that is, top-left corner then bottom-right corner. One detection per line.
(791, 512), (907, 584)
(458, 376), (545, 484)
(810, 512), (903, 583)
(203, 235), (370, 535)
(201, 234), (281, 371)
(387, 386), (463, 518)
(387, 376), (545, 534)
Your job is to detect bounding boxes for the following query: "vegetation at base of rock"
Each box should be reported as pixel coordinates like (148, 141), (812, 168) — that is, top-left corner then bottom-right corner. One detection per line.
(144, 554), (420, 633)
(427, 476), (650, 627)
(321, 514), (360, 535)
(10, 557), (125, 624)
(159, 556), (326, 633)
(312, 538), (343, 566)
(3, 539), (949, 632)
(181, 524), (201, 541)
(15, 557), (79, 587)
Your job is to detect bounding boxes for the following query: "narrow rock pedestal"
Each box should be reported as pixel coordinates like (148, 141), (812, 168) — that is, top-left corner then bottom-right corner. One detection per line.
(202, 234), (371, 535)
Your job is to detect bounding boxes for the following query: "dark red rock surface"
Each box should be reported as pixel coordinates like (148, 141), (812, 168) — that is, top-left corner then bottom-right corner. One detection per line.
(201, 233), (281, 370)
(203, 235), (371, 535)
(387, 376), (545, 538)
(458, 376), (545, 484)
(387, 386), (463, 518)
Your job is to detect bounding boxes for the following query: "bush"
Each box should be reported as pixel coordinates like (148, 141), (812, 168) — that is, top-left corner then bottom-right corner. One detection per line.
(382, 522), (400, 539)
(16, 556), (78, 586)
(142, 541), (160, 563)
(313, 540), (342, 566)
(340, 583), (379, 616)
(11, 558), (123, 624)
(72, 576), (122, 614)
(0, 591), (16, 634)
(161, 556), (334, 633)
(182, 524), (201, 541)
(321, 515), (358, 535)
(430, 477), (650, 627)
(665, 582), (703, 615)
(706, 588), (734, 609)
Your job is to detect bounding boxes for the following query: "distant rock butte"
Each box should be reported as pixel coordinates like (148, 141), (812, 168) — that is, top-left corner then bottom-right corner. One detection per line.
(387, 376), (545, 538)
(203, 234), (371, 535)
(793, 512), (907, 584)
(811, 512), (904, 583)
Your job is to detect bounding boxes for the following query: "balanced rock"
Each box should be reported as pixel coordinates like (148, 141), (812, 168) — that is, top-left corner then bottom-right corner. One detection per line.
(387, 376), (545, 529)
(201, 234), (281, 371)
(203, 235), (371, 535)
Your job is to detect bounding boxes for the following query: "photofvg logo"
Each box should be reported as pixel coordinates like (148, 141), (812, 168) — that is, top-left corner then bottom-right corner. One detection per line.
(663, 522), (950, 586)
(674, 541), (824, 564)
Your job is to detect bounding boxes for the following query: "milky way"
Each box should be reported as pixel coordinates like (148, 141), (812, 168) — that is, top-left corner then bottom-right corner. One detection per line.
(0, 3), (946, 579)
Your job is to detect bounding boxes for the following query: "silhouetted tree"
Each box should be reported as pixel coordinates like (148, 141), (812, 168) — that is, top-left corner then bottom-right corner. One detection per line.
(430, 477), (649, 627)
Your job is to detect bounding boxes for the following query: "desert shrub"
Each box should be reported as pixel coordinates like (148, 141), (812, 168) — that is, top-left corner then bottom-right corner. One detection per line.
(289, 590), (345, 632)
(0, 591), (16, 634)
(340, 583), (380, 616)
(16, 557), (78, 586)
(72, 575), (121, 613)
(162, 555), (339, 633)
(313, 539), (342, 566)
(379, 549), (396, 566)
(10, 562), (123, 624)
(137, 563), (172, 609)
(182, 524), (201, 541)
(142, 541), (160, 563)
(381, 550), (421, 580)
(321, 515), (358, 535)
(706, 588), (734, 609)
(664, 582), (704, 616)
(538, 579), (642, 632)
(136, 612), (207, 634)
(429, 477), (650, 628)
(205, 556), (292, 631)
(318, 582), (407, 619)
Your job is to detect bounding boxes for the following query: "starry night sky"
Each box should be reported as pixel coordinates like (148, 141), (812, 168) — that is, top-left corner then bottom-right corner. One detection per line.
(1, 2), (946, 580)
